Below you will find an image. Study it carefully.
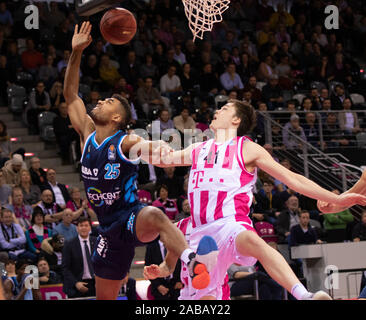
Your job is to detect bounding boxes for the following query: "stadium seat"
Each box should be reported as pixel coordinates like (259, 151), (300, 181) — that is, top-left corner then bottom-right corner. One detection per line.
(137, 189), (152, 204)
(356, 132), (366, 148)
(38, 111), (57, 142)
(292, 93), (306, 105)
(256, 81), (266, 91)
(161, 96), (170, 109)
(7, 84), (27, 114)
(215, 95), (228, 108)
(310, 81), (327, 90)
(350, 93), (365, 105)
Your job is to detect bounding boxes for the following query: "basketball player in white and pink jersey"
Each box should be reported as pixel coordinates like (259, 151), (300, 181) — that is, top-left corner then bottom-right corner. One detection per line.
(144, 99), (366, 300)
(176, 217), (230, 300)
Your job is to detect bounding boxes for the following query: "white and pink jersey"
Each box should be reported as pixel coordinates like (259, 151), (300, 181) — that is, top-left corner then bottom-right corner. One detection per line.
(188, 136), (257, 229)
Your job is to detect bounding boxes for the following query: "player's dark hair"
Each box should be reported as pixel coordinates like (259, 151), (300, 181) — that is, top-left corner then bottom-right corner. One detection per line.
(112, 94), (131, 130)
(229, 99), (256, 136)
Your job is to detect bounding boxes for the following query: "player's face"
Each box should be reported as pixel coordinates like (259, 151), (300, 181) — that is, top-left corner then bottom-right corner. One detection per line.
(91, 98), (122, 126)
(210, 103), (238, 132)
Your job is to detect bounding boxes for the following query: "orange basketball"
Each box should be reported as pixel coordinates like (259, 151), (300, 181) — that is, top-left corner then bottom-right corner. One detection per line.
(100, 8), (137, 45)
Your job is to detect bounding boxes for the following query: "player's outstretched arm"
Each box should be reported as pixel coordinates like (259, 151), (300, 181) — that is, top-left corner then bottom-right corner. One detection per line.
(246, 140), (366, 210)
(122, 134), (197, 167)
(317, 170), (366, 213)
(64, 21), (94, 149)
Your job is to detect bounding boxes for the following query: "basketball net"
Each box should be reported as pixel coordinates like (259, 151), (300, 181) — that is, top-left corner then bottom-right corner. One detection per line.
(182, 0), (231, 41)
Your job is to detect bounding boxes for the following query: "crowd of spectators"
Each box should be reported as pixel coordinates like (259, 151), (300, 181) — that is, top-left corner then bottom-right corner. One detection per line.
(1, 0), (366, 299)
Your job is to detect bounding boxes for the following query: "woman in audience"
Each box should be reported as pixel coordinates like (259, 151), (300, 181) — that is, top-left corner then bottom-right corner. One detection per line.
(18, 169), (41, 208)
(49, 81), (65, 111)
(25, 207), (52, 256)
(65, 186), (97, 223)
(152, 184), (179, 221)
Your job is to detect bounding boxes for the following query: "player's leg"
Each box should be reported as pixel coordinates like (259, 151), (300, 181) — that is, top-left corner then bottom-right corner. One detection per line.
(136, 206), (218, 288)
(235, 231), (330, 300)
(95, 276), (124, 300)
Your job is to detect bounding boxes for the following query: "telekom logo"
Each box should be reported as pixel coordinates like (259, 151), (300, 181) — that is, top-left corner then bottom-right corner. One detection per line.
(192, 171), (204, 189)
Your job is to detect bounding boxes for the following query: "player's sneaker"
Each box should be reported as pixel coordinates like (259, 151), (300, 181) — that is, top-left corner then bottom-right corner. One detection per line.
(303, 290), (332, 300)
(188, 235), (218, 290)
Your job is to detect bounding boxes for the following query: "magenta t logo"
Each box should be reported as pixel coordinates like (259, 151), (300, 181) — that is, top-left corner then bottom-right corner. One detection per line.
(192, 170), (204, 189)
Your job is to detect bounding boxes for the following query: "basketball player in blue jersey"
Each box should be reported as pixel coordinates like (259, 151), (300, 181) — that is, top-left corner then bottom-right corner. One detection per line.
(63, 21), (218, 300)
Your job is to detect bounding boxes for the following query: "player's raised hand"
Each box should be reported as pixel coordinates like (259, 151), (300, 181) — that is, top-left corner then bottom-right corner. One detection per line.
(72, 21), (92, 52)
(143, 264), (162, 280)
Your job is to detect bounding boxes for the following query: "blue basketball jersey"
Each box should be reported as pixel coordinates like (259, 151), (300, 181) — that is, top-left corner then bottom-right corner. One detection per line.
(81, 130), (140, 226)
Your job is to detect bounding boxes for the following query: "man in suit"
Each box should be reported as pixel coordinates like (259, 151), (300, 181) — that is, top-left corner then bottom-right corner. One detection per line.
(41, 168), (70, 209)
(145, 238), (182, 300)
(62, 217), (97, 298)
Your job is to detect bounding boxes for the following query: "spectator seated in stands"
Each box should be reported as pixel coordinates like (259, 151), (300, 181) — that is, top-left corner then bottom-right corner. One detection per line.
(0, 168), (11, 207)
(156, 109), (174, 132)
(18, 169), (41, 208)
(275, 195), (301, 244)
(257, 55), (275, 83)
(35, 189), (65, 229)
(228, 263), (283, 300)
(40, 233), (64, 277)
(243, 76), (262, 102)
(303, 112), (322, 148)
(38, 55), (58, 88)
(330, 83), (350, 110)
(288, 210), (322, 279)
(199, 63), (220, 97)
(53, 209), (78, 241)
(173, 107), (196, 146)
(338, 98), (361, 136)
(145, 238), (182, 300)
(282, 114), (307, 150)
(81, 54), (100, 89)
(175, 198), (191, 222)
(2, 259), (17, 298)
(0, 119), (11, 168)
(180, 63), (198, 95)
(21, 38), (44, 76)
(152, 184), (179, 221)
(98, 53), (121, 88)
(193, 100), (212, 128)
(261, 74), (284, 111)
(57, 50), (71, 74)
(66, 187), (97, 224)
(0, 208), (36, 263)
(28, 157), (47, 188)
(42, 168), (71, 209)
(159, 65), (183, 104)
(5, 186), (32, 231)
(139, 54), (158, 82)
(323, 112), (351, 148)
(2, 154), (26, 186)
(25, 207), (52, 258)
(137, 77), (164, 119)
(289, 210), (322, 247)
(219, 63), (244, 93)
(37, 257), (61, 286)
(352, 210), (366, 242)
(26, 81), (52, 134)
(156, 167), (184, 200)
(62, 217), (97, 298)
(53, 102), (80, 165)
(49, 81), (65, 111)
(253, 179), (282, 225)
(323, 189), (354, 243)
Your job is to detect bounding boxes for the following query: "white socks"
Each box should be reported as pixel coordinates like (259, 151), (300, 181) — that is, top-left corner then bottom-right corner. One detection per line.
(291, 283), (311, 300)
(180, 248), (194, 265)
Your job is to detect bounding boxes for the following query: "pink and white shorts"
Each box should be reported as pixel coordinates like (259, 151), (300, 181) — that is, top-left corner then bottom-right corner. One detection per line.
(185, 216), (258, 300)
